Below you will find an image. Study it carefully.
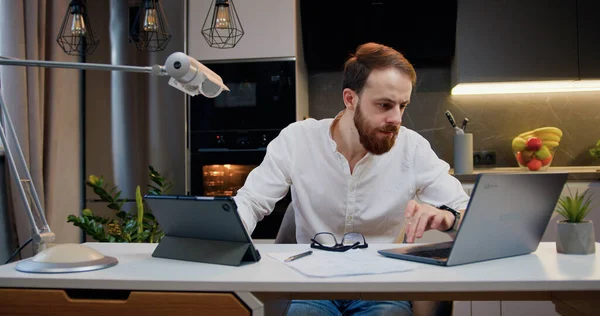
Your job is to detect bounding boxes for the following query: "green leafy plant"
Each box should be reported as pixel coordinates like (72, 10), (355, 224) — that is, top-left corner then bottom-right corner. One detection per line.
(555, 189), (596, 223)
(67, 166), (173, 243)
(590, 140), (600, 159)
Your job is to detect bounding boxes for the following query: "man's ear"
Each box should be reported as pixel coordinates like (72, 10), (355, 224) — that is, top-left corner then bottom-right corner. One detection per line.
(342, 88), (358, 111)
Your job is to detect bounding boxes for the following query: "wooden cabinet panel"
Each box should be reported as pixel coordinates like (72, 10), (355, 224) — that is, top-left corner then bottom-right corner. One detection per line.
(0, 289), (250, 316)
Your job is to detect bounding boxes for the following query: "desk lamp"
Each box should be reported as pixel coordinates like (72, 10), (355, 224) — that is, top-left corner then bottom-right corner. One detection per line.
(0, 52), (228, 273)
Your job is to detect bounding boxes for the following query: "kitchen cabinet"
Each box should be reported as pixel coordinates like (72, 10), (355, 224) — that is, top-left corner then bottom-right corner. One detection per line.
(299, 0), (457, 72)
(187, 0), (297, 61)
(452, 0), (598, 85)
(186, 0), (308, 121)
(577, 0), (600, 79)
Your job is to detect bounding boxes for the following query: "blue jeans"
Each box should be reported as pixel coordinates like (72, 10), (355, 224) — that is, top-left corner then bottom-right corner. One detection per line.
(286, 300), (412, 316)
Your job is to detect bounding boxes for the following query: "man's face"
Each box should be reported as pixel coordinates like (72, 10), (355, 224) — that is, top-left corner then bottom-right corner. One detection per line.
(353, 67), (413, 155)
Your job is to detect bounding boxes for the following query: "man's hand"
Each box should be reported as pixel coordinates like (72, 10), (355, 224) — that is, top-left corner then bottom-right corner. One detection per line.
(403, 200), (454, 243)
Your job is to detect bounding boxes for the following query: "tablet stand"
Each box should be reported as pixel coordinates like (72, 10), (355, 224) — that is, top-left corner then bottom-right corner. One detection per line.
(151, 236), (259, 266)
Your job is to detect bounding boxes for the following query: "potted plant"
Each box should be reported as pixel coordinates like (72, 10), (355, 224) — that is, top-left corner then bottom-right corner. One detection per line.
(555, 189), (596, 254)
(590, 139), (600, 159)
(67, 165), (172, 243)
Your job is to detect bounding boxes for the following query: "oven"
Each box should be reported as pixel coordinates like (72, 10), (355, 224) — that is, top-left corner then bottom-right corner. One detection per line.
(189, 59), (296, 132)
(189, 130), (291, 239)
(188, 59), (297, 239)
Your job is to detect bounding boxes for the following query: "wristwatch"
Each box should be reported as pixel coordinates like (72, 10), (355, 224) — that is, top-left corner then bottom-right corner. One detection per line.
(438, 205), (461, 233)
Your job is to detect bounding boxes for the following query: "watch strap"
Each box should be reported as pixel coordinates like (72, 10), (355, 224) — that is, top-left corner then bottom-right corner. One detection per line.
(438, 205), (460, 232)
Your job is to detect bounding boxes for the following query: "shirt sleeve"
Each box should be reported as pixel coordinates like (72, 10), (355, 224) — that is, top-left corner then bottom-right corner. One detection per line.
(412, 133), (470, 211)
(233, 126), (294, 234)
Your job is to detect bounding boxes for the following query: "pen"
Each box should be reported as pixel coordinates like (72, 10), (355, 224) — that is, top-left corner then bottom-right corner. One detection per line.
(461, 118), (469, 132)
(285, 250), (313, 262)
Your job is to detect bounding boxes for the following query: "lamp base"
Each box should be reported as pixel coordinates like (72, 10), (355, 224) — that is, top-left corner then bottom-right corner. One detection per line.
(15, 243), (118, 273)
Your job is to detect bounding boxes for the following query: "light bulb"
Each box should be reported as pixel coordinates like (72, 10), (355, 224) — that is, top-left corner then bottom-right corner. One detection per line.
(215, 5), (230, 29)
(143, 8), (158, 32)
(70, 13), (86, 36)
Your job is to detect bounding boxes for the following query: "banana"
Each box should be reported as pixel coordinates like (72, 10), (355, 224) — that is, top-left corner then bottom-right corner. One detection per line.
(518, 130), (535, 138)
(543, 140), (560, 148)
(533, 127), (563, 138)
(534, 132), (561, 143)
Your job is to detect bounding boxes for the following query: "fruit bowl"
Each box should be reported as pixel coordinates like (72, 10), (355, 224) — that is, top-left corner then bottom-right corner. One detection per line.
(512, 127), (562, 172)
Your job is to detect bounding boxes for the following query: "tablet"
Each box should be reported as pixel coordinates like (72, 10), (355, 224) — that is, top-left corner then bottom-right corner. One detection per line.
(145, 195), (261, 266)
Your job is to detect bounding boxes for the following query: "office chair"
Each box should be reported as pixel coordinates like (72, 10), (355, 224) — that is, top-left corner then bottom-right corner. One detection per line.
(274, 202), (454, 316)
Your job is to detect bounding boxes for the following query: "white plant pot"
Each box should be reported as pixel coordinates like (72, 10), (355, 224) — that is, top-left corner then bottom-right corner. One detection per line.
(556, 220), (596, 255)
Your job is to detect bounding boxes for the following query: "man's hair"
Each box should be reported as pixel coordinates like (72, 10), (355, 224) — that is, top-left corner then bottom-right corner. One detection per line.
(342, 42), (417, 95)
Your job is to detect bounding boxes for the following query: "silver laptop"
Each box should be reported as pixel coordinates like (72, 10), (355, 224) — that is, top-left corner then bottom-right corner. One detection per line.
(378, 172), (568, 266)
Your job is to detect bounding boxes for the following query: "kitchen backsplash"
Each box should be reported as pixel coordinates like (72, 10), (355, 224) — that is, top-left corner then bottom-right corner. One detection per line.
(308, 67), (600, 168)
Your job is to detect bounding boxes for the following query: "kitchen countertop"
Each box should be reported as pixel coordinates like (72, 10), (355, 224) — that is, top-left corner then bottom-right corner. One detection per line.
(450, 166), (600, 182)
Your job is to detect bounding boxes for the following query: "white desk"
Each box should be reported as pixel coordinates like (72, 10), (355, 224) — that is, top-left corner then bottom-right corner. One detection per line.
(0, 242), (598, 316)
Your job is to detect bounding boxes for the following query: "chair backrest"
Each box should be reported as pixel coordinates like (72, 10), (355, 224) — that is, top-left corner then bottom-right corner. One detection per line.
(274, 202), (297, 244)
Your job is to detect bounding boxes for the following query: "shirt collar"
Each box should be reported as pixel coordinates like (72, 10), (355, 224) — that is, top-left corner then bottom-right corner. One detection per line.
(328, 110), (344, 153)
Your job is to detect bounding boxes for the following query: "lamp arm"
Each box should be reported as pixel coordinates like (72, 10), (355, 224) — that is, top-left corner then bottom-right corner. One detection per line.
(0, 57), (167, 250)
(0, 90), (53, 246)
(0, 53), (227, 252)
(0, 58), (168, 76)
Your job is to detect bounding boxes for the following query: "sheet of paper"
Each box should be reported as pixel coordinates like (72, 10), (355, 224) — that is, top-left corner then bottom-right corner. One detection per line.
(268, 249), (419, 278)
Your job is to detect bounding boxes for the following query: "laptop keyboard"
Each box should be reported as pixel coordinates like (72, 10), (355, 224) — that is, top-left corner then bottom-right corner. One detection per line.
(409, 247), (451, 259)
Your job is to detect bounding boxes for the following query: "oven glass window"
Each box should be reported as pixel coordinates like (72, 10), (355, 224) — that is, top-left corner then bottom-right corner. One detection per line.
(202, 164), (257, 196)
(189, 60), (296, 131)
(215, 82), (256, 108)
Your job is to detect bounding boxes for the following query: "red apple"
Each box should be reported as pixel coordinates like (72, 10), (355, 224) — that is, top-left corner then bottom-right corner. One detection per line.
(527, 158), (542, 171)
(526, 137), (542, 151)
(541, 154), (553, 166)
(516, 152), (526, 166)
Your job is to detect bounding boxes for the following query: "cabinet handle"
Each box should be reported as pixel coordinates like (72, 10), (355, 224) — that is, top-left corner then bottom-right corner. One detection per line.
(65, 289), (131, 301)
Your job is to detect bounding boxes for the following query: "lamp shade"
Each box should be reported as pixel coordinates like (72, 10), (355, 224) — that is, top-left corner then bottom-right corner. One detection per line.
(129, 0), (172, 52)
(56, 0), (99, 56)
(201, 0), (244, 49)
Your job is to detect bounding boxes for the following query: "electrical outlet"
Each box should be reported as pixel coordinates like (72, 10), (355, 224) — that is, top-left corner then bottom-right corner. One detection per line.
(473, 150), (496, 166)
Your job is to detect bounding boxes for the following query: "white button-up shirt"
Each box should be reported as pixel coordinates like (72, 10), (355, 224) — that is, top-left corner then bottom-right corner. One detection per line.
(234, 117), (470, 243)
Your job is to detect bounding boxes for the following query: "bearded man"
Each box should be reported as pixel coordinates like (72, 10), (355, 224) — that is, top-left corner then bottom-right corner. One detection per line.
(233, 42), (470, 316)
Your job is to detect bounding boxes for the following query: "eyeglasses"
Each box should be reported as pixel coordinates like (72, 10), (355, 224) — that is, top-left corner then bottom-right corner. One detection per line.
(310, 232), (368, 252)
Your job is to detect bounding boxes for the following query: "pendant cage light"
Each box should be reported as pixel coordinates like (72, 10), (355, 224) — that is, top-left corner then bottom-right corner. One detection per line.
(56, 0), (99, 56)
(129, 0), (172, 52)
(202, 0), (244, 49)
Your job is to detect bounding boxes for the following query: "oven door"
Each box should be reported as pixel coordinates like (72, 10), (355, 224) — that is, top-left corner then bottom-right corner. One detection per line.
(190, 149), (266, 196)
(189, 59), (296, 132)
(190, 149), (290, 239)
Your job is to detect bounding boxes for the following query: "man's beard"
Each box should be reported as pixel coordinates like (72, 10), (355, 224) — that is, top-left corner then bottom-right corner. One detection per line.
(354, 101), (400, 155)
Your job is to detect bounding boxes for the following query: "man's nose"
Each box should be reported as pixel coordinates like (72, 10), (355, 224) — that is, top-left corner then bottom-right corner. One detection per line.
(386, 107), (403, 125)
